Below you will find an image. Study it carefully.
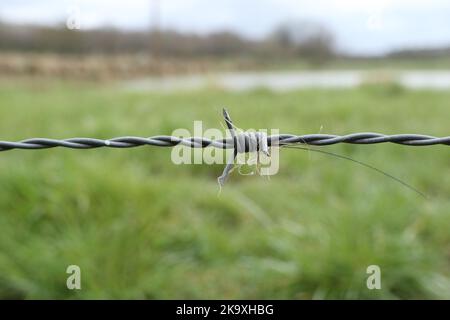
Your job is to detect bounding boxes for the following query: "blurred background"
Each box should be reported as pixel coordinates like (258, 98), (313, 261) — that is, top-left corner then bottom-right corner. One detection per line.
(0, 0), (449, 299)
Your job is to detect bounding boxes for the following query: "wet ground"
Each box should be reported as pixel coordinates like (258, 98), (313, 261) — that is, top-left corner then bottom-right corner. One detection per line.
(125, 70), (450, 92)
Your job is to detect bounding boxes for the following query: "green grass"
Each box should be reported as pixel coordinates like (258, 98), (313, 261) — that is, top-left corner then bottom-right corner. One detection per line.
(0, 79), (449, 299)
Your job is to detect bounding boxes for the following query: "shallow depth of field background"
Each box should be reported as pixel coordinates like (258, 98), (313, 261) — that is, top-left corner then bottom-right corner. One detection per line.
(0, 1), (449, 299)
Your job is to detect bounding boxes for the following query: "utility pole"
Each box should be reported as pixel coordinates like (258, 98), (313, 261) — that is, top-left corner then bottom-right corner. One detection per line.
(150, 0), (162, 74)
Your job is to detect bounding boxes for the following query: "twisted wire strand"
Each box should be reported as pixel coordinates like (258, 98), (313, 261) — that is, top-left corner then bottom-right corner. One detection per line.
(0, 133), (449, 152)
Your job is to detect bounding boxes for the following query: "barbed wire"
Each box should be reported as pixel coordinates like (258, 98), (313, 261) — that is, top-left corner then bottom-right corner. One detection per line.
(0, 132), (449, 152)
(0, 108), (448, 152)
(1, 109), (447, 195)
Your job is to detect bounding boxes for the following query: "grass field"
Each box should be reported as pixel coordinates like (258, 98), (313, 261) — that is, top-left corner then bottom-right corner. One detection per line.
(0, 79), (448, 299)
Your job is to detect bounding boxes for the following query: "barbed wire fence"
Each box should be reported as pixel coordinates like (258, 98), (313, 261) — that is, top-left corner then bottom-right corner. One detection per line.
(1, 129), (449, 152)
(0, 109), (448, 196)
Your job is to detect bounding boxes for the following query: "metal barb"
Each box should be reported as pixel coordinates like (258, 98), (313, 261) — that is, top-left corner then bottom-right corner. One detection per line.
(217, 108), (238, 187)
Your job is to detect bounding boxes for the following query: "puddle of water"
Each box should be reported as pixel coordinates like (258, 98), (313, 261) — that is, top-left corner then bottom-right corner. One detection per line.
(125, 70), (450, 92)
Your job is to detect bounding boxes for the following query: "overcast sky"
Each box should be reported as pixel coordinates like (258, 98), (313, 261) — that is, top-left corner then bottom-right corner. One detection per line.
(1, 0), (450, 55)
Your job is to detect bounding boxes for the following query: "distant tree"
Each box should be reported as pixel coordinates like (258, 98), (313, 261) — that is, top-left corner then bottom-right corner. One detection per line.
(0, 20), (335, 64)
(270, 20), (335, 65)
